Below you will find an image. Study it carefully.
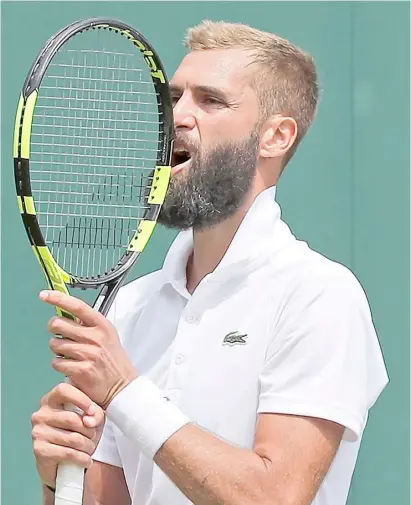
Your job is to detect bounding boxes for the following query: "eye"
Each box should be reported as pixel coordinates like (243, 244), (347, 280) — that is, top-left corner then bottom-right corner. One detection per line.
(202, 96), (223, 106)
(171, 95), (181, 107)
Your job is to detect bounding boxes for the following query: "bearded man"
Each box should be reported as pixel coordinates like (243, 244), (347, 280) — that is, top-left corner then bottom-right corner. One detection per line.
(32, 20), (388, 505)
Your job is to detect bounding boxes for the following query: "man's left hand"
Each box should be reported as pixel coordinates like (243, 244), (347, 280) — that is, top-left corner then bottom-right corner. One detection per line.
(40, 290), (138, 410)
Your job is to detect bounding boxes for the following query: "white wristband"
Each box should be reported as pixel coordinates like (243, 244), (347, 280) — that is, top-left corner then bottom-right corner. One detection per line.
(106, 376), (191, 459)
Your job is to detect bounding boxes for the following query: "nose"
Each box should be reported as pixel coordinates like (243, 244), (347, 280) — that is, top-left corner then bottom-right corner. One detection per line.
(173, 93), (196, 131)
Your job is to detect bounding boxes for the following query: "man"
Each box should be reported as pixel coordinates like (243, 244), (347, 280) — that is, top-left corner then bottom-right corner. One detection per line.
(31, 20), (388, 505)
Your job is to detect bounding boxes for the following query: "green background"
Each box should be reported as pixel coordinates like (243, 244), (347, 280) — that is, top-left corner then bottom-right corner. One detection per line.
(1, 2), (409, 504)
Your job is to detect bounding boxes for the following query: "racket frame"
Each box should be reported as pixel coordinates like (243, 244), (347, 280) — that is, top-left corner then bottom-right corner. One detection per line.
(13, 18), (174, 314)
(13, 18), (174, 505)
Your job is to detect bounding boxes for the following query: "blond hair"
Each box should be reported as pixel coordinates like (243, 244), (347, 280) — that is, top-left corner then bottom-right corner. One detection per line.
(185, 20), (319, 166)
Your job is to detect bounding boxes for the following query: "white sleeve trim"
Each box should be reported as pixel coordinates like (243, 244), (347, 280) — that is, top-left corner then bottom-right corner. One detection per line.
(92, 451), (123, 468)
(257, 395), (366, 441)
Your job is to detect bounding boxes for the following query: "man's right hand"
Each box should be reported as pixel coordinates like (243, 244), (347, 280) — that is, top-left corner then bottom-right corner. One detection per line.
(31, 382), (105, 490)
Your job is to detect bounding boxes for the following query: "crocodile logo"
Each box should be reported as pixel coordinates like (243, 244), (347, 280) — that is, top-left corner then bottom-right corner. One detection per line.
(223, 331), (248, 346)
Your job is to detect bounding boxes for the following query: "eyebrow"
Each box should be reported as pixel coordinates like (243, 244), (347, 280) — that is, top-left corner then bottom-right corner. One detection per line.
(169, 84), (231, 101)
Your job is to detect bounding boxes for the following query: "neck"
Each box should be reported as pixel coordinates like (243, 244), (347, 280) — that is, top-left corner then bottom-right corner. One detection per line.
(186, 187), (263, 294)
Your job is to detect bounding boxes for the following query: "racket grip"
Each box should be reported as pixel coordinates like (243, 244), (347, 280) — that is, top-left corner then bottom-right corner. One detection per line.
(54, 403), (86, 505)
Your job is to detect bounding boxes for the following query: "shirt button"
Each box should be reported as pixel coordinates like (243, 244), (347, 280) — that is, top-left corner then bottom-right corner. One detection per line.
(175, 353), (185, 365)
(186, 314), (198, 324)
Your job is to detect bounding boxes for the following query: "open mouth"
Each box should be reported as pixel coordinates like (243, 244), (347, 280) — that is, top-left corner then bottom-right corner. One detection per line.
(171, 144), (192, 175)
(172, 148), (191, 166)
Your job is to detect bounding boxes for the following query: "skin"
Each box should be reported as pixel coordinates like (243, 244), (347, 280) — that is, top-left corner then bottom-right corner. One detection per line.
(168, 49), (297, 291)
(32, 48), (344, 505)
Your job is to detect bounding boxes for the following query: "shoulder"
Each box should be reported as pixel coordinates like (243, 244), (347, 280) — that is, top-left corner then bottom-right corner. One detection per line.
(273, 240), (371, 316)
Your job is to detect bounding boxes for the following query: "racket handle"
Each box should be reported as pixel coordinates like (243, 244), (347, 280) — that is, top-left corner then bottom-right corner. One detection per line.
(55, 462), (85, 505)
(54, 403), (86, 505)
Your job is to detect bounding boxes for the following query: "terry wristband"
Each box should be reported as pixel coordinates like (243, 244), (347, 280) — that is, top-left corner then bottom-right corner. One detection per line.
(106, 376), (191, 459)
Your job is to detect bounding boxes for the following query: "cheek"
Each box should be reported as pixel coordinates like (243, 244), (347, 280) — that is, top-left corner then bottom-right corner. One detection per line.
(199, 111), (257, 145)
(196, 107), (206, 121)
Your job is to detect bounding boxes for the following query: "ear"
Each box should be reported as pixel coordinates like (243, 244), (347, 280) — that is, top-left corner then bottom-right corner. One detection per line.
(259, 116), (298, 159)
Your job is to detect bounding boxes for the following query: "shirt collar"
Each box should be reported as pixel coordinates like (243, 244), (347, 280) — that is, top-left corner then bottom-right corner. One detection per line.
(161, 186), (295, 293)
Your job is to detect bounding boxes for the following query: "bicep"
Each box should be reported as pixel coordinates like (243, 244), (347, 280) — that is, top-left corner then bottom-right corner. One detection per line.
(253, 413), (344, 505)
(85, 461), (131, 505)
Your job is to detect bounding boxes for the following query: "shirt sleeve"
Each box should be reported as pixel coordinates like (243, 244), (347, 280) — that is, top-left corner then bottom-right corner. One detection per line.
(92, 418), (122, 467)
(257, 265), (389, 441)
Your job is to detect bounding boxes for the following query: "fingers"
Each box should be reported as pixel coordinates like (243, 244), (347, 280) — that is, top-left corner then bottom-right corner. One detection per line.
(44, 382), (92, 412)
(32, 384), (105, 481)
(49, 337), (97, 361)
(33, 440), (93, 469)
(43, 383), (104, 425)
(47, 316), (83, 340)
(32, 408), (98, 440)
(51, 358), (97, 385)
(32, 423), (97, 456)
(40, 290), (106, 328)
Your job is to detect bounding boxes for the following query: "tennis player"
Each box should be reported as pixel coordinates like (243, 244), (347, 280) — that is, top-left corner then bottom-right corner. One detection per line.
(32, 21), (388, 505)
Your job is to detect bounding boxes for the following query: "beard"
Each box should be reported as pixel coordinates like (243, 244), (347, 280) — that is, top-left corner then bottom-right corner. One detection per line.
(158, 129), (260, 231)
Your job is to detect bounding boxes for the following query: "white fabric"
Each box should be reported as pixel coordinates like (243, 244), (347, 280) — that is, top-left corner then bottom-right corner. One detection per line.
(93, 186), (388, 505)
(106, 376), (191, 459)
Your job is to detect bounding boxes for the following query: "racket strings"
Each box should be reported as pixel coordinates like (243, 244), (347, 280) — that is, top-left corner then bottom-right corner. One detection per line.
(50, 217), (134, 248)
(29, 30), (162, 279)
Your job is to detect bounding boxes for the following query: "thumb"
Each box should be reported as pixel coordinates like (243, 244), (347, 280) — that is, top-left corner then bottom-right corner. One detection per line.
(82, 403), (105, 428)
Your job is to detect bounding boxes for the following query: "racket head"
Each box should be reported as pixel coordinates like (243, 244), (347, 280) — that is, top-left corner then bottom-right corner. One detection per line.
(13, 18), (173, 291)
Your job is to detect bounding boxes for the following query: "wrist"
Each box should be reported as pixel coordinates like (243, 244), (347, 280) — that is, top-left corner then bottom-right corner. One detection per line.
(106, 376), (191, 459)
(101, 369), (139, 411)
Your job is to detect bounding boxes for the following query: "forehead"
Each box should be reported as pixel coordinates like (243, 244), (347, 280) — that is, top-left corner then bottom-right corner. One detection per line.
(171, 48), (255, 93)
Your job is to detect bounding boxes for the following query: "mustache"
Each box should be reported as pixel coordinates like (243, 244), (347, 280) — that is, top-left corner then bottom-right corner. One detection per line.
(173, 132), (199, 153)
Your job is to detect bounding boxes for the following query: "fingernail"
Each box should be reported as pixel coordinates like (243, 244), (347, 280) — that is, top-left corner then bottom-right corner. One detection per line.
(87, 403), (97, 415)
(85, 416), (97, 427)
(39, 290), (50, 300)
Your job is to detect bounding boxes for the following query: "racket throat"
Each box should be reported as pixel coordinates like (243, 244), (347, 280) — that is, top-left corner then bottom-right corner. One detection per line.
(95, 279), (127, 316)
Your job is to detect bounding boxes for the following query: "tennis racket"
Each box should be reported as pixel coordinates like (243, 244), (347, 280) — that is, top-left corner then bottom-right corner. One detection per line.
(13, 18), (173, 505)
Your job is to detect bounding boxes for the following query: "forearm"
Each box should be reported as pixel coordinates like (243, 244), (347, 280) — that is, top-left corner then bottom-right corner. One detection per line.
(42, 485), (55, 505)
(107, 378), (338, 505)
(107, 378), (274, 505)
(154, 423), (272, 505)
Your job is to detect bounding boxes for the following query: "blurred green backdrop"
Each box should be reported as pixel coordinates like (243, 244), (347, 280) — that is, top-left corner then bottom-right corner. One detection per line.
(1, 2), (409, 504)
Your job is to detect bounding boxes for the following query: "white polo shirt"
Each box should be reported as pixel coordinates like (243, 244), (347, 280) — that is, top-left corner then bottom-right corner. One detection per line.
(93, 186), (388, 505)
